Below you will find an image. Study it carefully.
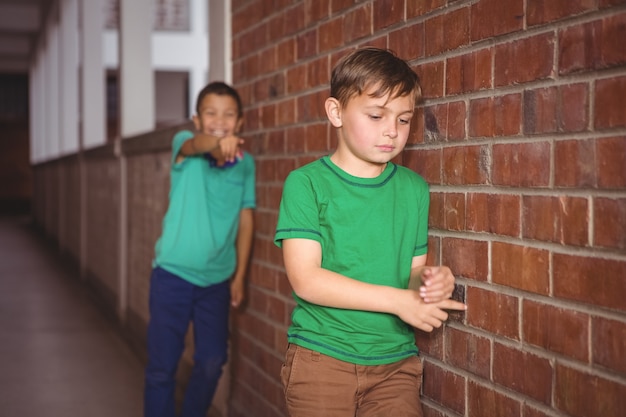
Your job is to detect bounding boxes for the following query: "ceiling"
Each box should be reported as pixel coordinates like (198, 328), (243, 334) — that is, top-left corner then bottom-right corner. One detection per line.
(0, 0), (53, 73)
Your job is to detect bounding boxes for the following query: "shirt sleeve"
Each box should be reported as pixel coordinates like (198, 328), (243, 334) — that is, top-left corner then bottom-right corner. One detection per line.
(241, 153), (256, 209)
(414, 178), (430, 257)
(274, 170), (322, 248)
(171, 130), (194, 167)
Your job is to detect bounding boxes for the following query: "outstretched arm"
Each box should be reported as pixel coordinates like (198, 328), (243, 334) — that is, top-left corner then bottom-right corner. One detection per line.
(175, 132), (243, 164)
(282, 238), (466, 332)
(231, 208), (254, 308)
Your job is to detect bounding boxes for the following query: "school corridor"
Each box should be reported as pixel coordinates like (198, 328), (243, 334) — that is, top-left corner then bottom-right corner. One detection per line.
(0, 214), (144, 416)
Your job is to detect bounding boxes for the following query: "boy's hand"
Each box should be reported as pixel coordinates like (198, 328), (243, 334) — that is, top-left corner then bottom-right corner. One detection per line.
(214, 134), (243, 165)
(396, 289), (466, 332)
(418, 266), (455, 303)
(230, 277), (245, 308)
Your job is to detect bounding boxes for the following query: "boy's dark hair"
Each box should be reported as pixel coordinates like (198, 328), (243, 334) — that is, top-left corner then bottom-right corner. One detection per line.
(330, 47), (421, 107)
(195, 81), (243, 118)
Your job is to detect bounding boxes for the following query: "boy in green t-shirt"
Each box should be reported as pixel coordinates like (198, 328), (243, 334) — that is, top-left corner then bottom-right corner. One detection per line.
(274, 48), (466, 416)
(144, 82), (255, 417)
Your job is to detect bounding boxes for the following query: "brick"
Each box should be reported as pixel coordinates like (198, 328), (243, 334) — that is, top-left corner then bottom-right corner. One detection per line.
(427, 102), (466, 142)
(597, 136), (626, 188)
(425, 8), (470, 57)
(442, 145), (490, 185)
(307, 56), (329, 89)
(492, 242), (550, 294)
(446, 48), (492, 95)
(389, 24), (424, 61)
(554, 139), (596, 187)
(522, 195), (589, 246)
(555, 364), (626, 417)
(468, 381), (521, 417)
(403, 148), (441, 184)
(319, 17), (344, 53)
(527, 0), (595, 26)
(343, 4), (372, 44)
(417, 60), (445, 99)
(466, 287), (519, 339)
(558, 21), (601, 75)
(373, 0), (405, 31)
(554, 254), (626, 311)
(276, 98), (296, 126)
(595, 76), (626, 129)
(492, 142), (551, 187)
(261, 103), (276, 129)
(284, 3), (306, 37)
(523, 87), (558, 134)
(296, 28), (317, 61)
(422, 362), (466, 414)
(407, 0), (446, 18)
(414, 326), (444, 359)
(304, 123), (329, 152)
(467, 193), (521, 237)
(470, 0), (524, 41)
(442, 237), (488, 281)
(493, 343), (553, 404)
(593, 317), (626, 374)
(306, 0), (330, 22)
(495, 33), (554, 86)
(443, 193), (465, 231)
(444, 327), (490, 379)
(594, 197), (626, 250)
(428, 191), (445, 230)
(559, 83), (589, 132)
(266, 129), (286, 154)
(469, 94), (521, 137)
(285, 126), (305, 154)
(285, 65), (307, 93)
(523, 300), (589, 361)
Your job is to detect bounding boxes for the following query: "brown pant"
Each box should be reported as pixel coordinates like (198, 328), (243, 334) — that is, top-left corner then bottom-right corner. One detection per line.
(281, 344), (424, 417)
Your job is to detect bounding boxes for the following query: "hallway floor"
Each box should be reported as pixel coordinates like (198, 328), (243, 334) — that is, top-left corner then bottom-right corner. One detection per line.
(0, 215), (144, 416)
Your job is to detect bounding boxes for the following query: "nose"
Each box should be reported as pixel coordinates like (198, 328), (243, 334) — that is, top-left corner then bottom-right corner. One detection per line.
(384, 121), (398, 139)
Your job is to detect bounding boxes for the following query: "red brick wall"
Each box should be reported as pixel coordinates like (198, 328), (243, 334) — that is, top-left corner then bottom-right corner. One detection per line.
(231, 1), (626, 417)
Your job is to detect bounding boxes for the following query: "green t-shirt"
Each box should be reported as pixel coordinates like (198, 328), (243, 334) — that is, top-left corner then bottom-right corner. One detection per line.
(274, 156), (430, 365)
(154, 130), (256, 287)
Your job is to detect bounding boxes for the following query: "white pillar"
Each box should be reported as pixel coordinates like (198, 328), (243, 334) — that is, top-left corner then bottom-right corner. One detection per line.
(80, 0), (106, 148)
(47, 22), (60, 158)
(118, 0), (154, 137)
(60, 0), (79, 155)
(208, 0), (231, 84)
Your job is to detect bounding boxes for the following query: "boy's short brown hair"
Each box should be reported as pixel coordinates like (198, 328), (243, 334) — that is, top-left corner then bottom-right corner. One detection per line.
(330, 47), (422, 107)
(195, 81), (243, 118)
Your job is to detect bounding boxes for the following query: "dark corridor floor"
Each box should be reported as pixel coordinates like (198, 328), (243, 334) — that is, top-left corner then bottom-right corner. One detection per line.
(0, 215), (144, 416)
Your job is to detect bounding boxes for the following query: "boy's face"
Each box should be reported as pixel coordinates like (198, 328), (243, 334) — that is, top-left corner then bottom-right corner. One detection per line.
(326, 85), (415, 173)
(193, 93), (243, 137)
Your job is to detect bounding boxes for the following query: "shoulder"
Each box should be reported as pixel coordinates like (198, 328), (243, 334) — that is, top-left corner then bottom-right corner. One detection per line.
(172, 129), (194, 153)
(394, 164), (429, 189)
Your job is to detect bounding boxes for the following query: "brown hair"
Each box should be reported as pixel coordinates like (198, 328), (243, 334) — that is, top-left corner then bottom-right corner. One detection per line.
(195, 81), (243, 118)
(330, 47), (422, 107)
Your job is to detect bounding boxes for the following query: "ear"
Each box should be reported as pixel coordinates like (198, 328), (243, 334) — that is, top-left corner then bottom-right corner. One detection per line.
(192, 114), (201, 131)
(325, 97), (343, 128)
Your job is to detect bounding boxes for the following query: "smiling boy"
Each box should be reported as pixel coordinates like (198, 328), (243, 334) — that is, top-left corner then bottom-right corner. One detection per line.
(274, 48), (466, 417)
(144, 82), (255, 417)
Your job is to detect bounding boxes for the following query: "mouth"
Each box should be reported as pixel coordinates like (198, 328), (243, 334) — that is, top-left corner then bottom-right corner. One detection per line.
(377, 145), (395, 152)
(210, 129), (228, 138)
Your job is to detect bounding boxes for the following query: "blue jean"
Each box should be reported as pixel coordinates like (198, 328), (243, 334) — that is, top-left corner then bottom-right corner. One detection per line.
(144, 267), (230, 417)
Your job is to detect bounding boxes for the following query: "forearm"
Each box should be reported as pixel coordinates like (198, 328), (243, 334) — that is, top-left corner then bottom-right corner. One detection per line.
(179, 132), (222, 156)
(233, 209), (254, 282)
(289, 265), (407, 316)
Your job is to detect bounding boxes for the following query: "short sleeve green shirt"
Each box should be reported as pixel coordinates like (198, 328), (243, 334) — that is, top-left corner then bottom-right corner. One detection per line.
(154, 130), (256, 287)
(274, 156), (429, 365)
